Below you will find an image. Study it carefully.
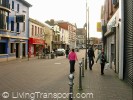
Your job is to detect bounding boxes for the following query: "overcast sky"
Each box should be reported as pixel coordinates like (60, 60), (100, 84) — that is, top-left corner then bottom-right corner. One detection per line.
(26, 0), (104, 38)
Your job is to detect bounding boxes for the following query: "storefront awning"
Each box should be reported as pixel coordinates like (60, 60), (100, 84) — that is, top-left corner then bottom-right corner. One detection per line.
(29, 38), (45, 45)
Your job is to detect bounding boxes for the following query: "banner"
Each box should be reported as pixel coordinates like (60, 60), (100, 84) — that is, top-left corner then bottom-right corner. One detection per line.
(97, 22), (102, 32)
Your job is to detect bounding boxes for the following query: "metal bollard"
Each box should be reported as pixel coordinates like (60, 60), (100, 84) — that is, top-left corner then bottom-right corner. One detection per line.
(82, 58), (84, 77)
(68, 74), (74, 100)
(28, 52), (29, 61)
(78, 61), (83, 90)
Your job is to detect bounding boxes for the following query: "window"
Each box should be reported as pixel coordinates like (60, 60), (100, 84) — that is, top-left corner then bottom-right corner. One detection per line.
(6, 16), (9, 30)
(16, 15), (25, 22)
(11, 21), (14, 31)
(0, 0), (2, 5)
(40, 28), (42, 34)
(23, 22), (25, 32)
(0, 43), (6, 54)
(32, 25), (34, 36)
(17, 4), (19, 12)
(35, 26), (37, 36)
(12, 1), (14, 10)
(0, 10), (8, 30)
(16, 23), (19, 32)
(38, 27), (39, 34)
(10, 43), (14, 53)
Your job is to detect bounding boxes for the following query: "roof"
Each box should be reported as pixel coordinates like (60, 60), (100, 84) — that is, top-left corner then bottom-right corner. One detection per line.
(17, 0), (32, 7)
(29, 18), (45, 27)
(76, 28), (86, 35)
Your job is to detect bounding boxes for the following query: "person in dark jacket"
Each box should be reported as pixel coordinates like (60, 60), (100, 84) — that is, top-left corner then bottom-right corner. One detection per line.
(88, 47), (95, 70)
(96, 49), (107, 75)
(65, 49), (69, 58)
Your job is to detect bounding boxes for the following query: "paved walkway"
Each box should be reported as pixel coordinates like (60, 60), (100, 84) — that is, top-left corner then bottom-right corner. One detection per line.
(73, 62), (132, 100)
(0, 50), (132, 100)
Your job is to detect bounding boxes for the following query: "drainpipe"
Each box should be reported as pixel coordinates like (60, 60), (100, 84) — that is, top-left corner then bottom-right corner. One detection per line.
(119, 0), (124, 79)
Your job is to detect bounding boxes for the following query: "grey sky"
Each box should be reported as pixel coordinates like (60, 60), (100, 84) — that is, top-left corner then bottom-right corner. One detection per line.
(26, 0), (104, 38)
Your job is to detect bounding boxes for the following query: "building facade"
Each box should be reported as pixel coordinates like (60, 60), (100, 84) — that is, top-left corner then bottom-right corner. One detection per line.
(102, 0), (133, 87)
(76, 28), (86, 48)
(43, 23), (53, 53)
(0, 0), (10, 62)
(0, 0), (31, 62)
(28, 18), (45, 57)
(124, 0), (133, 87)
(57, 21), (76, 49)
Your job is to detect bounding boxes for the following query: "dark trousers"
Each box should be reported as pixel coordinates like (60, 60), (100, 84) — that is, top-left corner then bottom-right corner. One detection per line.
(101, 63), (105, 74)
(89, 57), (94, 70)
(69, 60), (75, 73)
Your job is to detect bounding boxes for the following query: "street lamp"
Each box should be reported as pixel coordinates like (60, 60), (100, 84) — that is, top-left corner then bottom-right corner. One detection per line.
(85, 0), (89, 70)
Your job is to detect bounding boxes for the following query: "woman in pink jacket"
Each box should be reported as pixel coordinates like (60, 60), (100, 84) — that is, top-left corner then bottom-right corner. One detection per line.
(68, 49), (78, 73)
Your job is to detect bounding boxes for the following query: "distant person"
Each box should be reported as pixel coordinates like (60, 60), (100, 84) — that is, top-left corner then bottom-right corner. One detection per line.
(68, 49), (78, 73)
(88, 46), (95, 70)
(65, 49), (69, 58)
(96, 49), (107, 75)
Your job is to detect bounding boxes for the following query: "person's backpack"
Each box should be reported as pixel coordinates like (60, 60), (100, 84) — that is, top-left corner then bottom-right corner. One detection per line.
(88, 49), (94, 57)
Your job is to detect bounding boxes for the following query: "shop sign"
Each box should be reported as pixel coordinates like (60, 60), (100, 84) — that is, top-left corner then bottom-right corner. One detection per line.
(29, 38), (44, 44)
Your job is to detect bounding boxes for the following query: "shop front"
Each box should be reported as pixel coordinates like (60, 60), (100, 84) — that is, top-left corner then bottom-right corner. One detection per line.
(28, 38), (45, 57)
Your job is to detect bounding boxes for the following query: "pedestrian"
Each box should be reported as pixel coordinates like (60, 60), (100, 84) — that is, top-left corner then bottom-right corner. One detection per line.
(68, 49), (78, 73)
(96, 49), (107, 75)
(65, 48), (69, 58)
(88, 46), (95, 70)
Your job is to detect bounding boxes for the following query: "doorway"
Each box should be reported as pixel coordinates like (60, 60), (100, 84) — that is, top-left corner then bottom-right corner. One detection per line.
(22, 43), (26, 58)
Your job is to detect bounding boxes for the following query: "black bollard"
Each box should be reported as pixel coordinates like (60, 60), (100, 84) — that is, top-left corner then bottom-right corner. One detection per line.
(68, 74), (74, 100)
(82, 58), (84, 77)
(78, 61), (83, 90)
(28, 52), (29, 61)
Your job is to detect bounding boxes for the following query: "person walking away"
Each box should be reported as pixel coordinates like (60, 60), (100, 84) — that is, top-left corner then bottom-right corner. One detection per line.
(96, 49), (107, 75)
(65, 49), (69, 58)
(68, 49), (78, 73)
(88, 47), (95, 70)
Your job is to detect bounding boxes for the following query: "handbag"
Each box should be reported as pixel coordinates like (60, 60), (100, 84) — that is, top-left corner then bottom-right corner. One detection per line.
(105, 63), (109, 70)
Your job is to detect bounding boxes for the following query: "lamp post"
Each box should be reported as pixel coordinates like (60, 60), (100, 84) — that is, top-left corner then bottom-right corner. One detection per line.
(85, 0), (89, 70)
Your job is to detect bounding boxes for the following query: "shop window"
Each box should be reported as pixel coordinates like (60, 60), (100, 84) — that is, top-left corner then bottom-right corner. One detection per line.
(0, 43), (6, 54)
(10, 43), (14, 53)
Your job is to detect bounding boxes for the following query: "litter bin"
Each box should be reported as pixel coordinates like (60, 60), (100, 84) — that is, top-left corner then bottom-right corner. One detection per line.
(51, 52), (55, 59)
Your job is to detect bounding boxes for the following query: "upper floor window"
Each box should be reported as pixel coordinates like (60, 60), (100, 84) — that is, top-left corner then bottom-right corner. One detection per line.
(32, 25), (34, 36)
(0, 0), (2, 5)
(0, 10), (8, 30)
(16, 23), (19, 32)
(11, 21), (14, 31)
(23, 22), (25, 32)
(35, 26), (37, 36)
(40, 28), (42, 34)
(12, 1), (14, 10)
(17, 4), (19, 12)
(38, 27), (40, 34)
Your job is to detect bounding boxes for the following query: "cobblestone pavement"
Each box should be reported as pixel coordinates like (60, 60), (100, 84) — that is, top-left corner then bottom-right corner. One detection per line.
(0, 49), (132, 100)
(73, 50), (132, 100)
